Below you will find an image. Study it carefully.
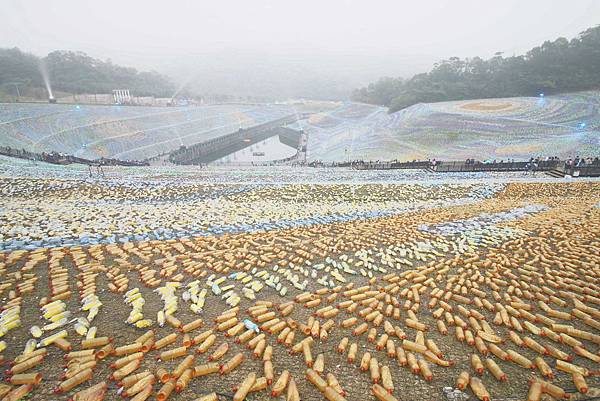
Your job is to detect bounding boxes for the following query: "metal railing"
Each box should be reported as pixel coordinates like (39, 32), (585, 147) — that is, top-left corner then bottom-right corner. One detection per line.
(0, 146), (148, 167)
(433, 160), (561, 172)
(353, 161), (431, 170)
(351, 159), (567, 172)
(561, 165), (600, 177)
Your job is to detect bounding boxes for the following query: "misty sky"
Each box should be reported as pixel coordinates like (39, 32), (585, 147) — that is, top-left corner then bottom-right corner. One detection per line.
(2, 1), (599, 98)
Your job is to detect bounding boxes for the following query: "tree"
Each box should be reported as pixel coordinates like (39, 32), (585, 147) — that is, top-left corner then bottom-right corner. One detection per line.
(352, 25), (600, 112)
(0, 47), (175, 99)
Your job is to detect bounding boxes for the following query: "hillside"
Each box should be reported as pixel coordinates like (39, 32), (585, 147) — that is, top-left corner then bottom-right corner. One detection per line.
(0, 48), (175, 101)
(0, 102), (296, 160)
(2, 92), (598, 164)
(302, 92), (600, 161)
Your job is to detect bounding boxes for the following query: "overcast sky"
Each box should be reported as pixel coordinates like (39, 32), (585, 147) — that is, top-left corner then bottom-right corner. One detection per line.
(2, 1), (599, 98)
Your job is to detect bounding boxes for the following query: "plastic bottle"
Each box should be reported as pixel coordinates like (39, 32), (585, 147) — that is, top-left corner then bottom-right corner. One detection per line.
(237, 329), (255, 344)
(380, 366), (393, 393)
(535, 379), (566, 399)
(417, 358), (432, 381)
(233, 372), (256, 401)
(324, 386), (348, 401)
(74, 320), (88, 337)
(572, 372), (588, 394)
(112, 359), (141, 381)
(533, 357), (553, 379)
(227, 322), (245, 337)
(262, 345), (273, 362)
(192, 329), (213, 345)
(7, 372), (42, 385)
(153, 333), (178, 350)
(154, 367), (171, 384)
(369, 357), (380, 383)
(64, 360), (96, 379)
(573, 345), (600, 363)
(2, 384), (33, 401)
(141, 337), (154, 352)
(158, 346), (187, 361)
(95, 343), (114, 360)
(220, 353), (244, 374)
(82, 337), (110, 349)
(54, 367), (93, 393)
(372, 383), (399, 401)
(425, 339), (442, 358)
(111, 352), (143, 369)
(247, 333), (266, 350)
(119, 370), (152, 388)
(196, 334), (216, 354)
(122, 374), (154, 397)
(65, 350), (95, 361)
(192, 362), (219, 377)
(485, 358), (507, 382)
(456, 371), (469, 390)
(360, 352), (371, 371)
(407, 352), (419, 374)
(306, 368), (327, 393)
(7, 353), (43, 375)
(12, 348), (47, 365)
(114, 343), (143, 356)
(175, 368), (193, 393)
(402, 340), (427, 354)
(208, 342), (231, 361)
(526, 380), (542, 401)
(53, 337), (72, 351)
(85, 326), (97, 340)
(302, 341), (313, 367)
(39, 329), (68, 347)
(469, 377), (490, 401)
(129, 383), (152, 401)
(523, 336), (546, 355)
(556, 360), (588, 376)
(172, 355), (194, 378)
(180, 318), (203, 333)
(287, 377), (300, 401)
(156, 379), (176, 401)
(471, 354), (484, 375)
(271, 370), (290, 397)
(71, 380), (107, 401)
(165, 314), (181, 329)
(29, 326), (42, 339)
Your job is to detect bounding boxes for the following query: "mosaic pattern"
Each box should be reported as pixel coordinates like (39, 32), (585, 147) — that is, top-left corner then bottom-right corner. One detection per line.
(0, 103), (296, 160)
(0, 160), (599, 401)
(304, 93), (600, 161)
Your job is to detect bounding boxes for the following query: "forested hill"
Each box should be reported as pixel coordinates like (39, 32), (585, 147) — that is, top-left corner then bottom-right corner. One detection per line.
(0, 48), (175, 98)
(352, 25), (600, 113)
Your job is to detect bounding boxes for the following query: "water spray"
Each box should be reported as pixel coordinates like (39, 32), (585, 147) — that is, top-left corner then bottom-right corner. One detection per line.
(39, 59), (55, 103)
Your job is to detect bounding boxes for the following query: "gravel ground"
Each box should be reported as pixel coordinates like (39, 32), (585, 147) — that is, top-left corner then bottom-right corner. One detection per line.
(0, 174), (598, 401)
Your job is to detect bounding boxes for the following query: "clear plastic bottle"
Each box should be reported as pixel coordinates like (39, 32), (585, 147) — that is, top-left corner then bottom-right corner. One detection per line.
(243, 319), (259, 333)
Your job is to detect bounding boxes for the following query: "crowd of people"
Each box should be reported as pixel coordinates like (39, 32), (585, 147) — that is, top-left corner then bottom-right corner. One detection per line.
(319, 156), (600, 175)
(0, 146), (148, 168)
(2, 145), (599, 177)
(564, 156), (600, 167)
(0, 146), (74, 165)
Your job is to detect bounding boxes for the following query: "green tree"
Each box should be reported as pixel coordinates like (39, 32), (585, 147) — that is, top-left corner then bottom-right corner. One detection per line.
(352, 25), (600, 112)
(0, 47), (175, 99)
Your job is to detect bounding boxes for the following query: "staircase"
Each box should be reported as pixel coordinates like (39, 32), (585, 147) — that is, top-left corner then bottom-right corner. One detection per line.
(546, 169), (565, 178)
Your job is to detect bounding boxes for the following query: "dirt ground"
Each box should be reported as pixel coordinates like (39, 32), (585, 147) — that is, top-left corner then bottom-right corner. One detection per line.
(0, 180), (599, 401)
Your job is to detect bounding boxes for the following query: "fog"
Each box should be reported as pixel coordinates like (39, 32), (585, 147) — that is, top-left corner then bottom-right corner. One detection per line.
(2, 0), (599, 99)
